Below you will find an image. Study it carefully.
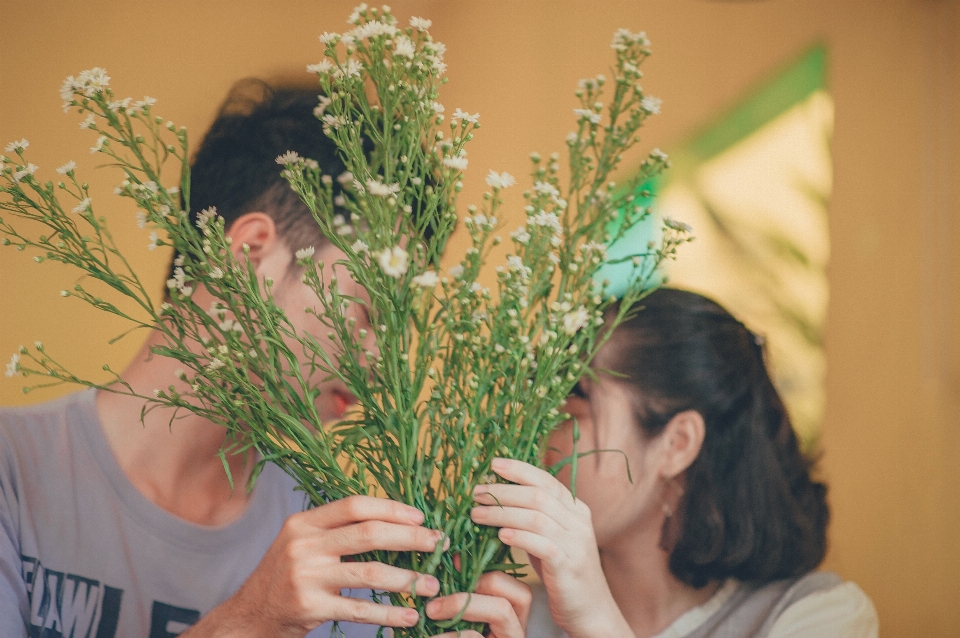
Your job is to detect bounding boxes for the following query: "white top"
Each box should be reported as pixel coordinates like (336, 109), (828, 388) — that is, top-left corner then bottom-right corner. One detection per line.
(527, 573), (879, 638)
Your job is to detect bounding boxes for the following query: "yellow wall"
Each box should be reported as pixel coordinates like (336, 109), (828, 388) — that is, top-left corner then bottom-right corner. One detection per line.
(2, 1), (958, 635)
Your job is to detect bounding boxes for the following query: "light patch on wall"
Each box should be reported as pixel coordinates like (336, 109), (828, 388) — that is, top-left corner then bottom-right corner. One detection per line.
(657, 46), (832, 445)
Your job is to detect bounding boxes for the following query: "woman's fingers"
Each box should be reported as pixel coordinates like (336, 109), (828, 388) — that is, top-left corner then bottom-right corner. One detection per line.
(475, 571), (533, 628)
(471, 503), (565, 539)
(426, 592), (526, 638)
(490, 457), (569, 498)
(496, 527), (562, 562)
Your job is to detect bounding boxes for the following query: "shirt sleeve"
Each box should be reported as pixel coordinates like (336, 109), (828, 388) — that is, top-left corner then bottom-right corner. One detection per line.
(0, 454), (29, 638)
(766, 582), (879, 638)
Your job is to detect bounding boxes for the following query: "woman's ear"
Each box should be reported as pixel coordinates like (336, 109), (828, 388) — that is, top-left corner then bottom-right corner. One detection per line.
(225, 212), (279, 270)
(659, 410), (705, 479)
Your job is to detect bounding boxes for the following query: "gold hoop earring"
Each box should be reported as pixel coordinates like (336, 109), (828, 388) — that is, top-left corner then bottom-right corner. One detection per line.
(659, 477), (685, 552)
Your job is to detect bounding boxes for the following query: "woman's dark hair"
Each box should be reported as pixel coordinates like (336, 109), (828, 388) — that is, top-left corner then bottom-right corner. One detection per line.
(596, 288), (829, 588)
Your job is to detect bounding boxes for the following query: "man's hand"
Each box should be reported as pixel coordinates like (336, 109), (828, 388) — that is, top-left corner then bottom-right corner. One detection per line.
(184, 495), (446, 638)
(426, 571), (532, 638)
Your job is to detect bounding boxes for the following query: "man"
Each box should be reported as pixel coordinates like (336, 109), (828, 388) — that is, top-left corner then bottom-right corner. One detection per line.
(0, 80), (527, 638)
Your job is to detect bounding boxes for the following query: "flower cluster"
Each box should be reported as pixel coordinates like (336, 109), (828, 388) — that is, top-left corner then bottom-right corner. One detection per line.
(1, 6), (689, 637)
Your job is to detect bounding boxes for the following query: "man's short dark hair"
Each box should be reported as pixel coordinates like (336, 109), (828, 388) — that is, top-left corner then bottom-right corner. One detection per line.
(180, 78), (347, 271)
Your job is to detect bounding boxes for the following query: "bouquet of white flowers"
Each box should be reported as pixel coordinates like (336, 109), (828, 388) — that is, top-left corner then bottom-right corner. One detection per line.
(1, 5), (688, 635)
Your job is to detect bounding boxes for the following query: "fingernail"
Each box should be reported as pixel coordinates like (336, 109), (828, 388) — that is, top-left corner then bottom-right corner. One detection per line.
(403, 608), (419, 625)
(471, 506), (486, 520)
(425, 600), (439, 617)
(422, 575), (440, 592)
(491, 457), (507, 471)
(408, 509), (425, 524)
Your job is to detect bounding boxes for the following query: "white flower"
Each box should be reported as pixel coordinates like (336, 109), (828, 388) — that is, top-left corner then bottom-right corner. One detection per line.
(351, 240), (368, 253)
(532, 211), (562, 233)
(562, 306), (590, 335)
(5, 353), (20, 378)
(313, 95), (332, 118)
(174, 254), (185, 267)
(56, 161), (76, 174)
(72, 198), (92, 213)
(430, 102), (445, 114)
(582, 241), (608, 259)
(393, 36), (416, 58)
(77, 67), (110, 96)
(79, 114), (96, 130)
(485, 170), (516, 190)
(532, 181), (560, 198)
(410, 16), (432, 30)
(611, 28), (649, 51)
(337, 171), (354, 184)
(412, 271), (439, 287)
(341, 59), (363, 78)
(147, 232), (160, 251)
(276, 151), (301, 165)
(206, 358), (226, 372)
(351, 20), (397, 40)
(510, 226), (531, 244)
(295, 246), (316, 262)
(196, 207), (217, 230)
(573, 108), (602, 124)
(60, 76), (79, 109)
(319, 32), (340, 44)
(442, 155), (468, 171)
(641, 96), (662, 115)
(322, 114), (348, 131)
(449, 264), (464, 279)
(209, 267), (224, 279)
(377, 245), (409, 278)
(651, 148), (669, 162)
(12, 164), (38, 183)
(307, 60), (335, 75)
(366, 179), (401, 197)
(5, 139), (28, 153)
(91, 136), (107, 153)
(451, 108), (480, 124)
(663, 217), (692, 233)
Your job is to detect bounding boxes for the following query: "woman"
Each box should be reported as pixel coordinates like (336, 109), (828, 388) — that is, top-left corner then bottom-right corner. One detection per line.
(471, 288), (878, 638)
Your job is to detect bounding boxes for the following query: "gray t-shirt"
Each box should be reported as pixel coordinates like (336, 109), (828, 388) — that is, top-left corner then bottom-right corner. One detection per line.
(0, 390), (379, 638)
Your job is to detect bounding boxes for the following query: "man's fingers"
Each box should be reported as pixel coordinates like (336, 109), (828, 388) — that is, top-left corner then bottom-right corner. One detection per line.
(329, 562), (441, 597)
(431, 632), (484, 638)
(426, 591), (525, 638)
(301, 495), (425, 529)
(328, 596), (420, 628)
(326, 519), (448, 555)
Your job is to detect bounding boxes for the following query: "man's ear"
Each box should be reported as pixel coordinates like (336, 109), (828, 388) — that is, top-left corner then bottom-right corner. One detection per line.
(225, 212), (278, 270)
(659, 410), (705, 479)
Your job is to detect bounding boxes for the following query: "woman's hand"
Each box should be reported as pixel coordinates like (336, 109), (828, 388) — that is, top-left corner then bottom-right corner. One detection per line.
(426, 571), (532, 638)
(471, 457), (630, 638)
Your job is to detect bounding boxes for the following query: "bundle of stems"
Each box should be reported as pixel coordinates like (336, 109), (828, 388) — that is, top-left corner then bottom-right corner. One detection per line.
(1, 5), (689, 635)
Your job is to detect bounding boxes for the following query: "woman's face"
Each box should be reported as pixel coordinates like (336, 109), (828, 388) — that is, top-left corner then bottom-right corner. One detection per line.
(545, 377), (668, 548)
